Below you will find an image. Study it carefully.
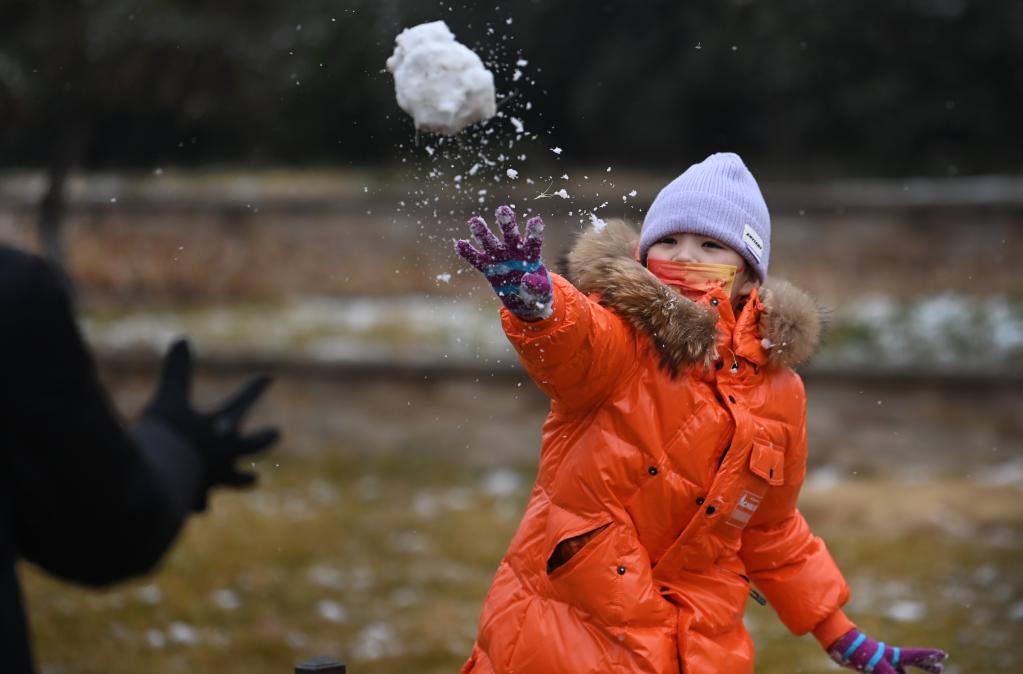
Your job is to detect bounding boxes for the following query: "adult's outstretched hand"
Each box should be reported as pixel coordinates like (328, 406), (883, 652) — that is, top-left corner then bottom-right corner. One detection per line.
(142, 339), (279, 511)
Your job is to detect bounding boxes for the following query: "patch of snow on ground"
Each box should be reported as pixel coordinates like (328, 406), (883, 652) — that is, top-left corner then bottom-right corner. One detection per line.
(885, 600), (926, 622)
(316, 599), (348, 623)
(482, 468), (522, 498)
(974, 459), (1023, 488)
(168, 622), (199, 645)
(352, 622), (402, 660)
(211, 588), (241, 610)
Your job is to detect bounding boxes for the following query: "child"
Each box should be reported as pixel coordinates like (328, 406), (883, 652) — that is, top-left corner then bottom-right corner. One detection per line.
(454, 153), (948, 674)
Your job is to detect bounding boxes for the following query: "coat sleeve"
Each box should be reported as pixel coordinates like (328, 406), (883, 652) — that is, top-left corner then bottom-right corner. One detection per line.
(738, 373), (850, 636)
(0, 249), (194, 587)
(500, 273), (635, 413)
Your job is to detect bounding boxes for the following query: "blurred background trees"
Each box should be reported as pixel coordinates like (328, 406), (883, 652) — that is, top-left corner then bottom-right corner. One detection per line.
(2, 0), (1020, 176)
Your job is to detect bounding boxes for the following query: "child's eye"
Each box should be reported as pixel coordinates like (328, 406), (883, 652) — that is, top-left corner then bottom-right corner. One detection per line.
(656, 236), (677, 245)
(702, 240), (724, 250)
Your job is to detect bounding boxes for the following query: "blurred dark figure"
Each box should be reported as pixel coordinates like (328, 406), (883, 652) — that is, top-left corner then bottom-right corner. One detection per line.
(0, 245), (280, 673)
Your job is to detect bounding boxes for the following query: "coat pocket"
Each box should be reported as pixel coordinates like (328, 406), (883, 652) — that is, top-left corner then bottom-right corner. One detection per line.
(543, 508), (622, 621)
(547, 522), (612, 574)
(748, 441), (784, 486)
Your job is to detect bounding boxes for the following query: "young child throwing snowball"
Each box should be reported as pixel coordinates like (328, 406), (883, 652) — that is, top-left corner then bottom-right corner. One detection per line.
(454, 153), (948, 674)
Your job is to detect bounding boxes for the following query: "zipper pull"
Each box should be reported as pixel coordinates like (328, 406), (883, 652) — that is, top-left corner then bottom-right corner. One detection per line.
(749, 588), (768, 606)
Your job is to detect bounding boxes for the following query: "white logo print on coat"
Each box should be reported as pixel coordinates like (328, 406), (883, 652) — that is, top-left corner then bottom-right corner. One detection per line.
(726, 490), (763, 529)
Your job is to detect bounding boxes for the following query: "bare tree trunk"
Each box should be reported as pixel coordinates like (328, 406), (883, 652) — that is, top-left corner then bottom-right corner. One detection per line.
(37, 125), (87, 302)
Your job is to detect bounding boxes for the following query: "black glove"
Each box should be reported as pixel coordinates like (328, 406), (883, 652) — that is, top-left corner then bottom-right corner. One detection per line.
(141, 338), (279, 511)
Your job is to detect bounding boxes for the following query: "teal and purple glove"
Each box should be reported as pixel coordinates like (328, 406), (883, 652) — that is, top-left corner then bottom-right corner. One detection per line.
(828, 628), (948, 674)
(455, 205), (553, 321)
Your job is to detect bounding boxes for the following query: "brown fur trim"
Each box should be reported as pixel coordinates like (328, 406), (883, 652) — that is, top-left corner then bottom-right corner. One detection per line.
(565, 219), (823, 373)
(566, 220), (719, 374)
(758, 280), (822, 369)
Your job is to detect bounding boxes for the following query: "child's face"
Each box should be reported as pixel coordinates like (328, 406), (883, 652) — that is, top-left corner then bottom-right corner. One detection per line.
(647, 232), (759, 301)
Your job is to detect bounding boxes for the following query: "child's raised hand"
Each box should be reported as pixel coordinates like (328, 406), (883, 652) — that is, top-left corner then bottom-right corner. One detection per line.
(828, 628), (948, 674)
(455, 205), (553, 321)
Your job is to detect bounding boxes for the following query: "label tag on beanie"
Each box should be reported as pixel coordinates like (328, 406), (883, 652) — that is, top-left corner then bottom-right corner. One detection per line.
(742, 224), (764, 263)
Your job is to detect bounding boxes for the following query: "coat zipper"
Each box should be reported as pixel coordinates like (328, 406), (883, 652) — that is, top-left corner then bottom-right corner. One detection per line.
(733, 571), (768, 606)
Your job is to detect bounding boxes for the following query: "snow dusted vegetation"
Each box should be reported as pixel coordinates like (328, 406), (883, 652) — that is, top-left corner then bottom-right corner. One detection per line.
(24, 450), (1022, 672)
(821, 294), (1023, 371)
(82, 296), (514, 366)
(82, 293), (1023, 373)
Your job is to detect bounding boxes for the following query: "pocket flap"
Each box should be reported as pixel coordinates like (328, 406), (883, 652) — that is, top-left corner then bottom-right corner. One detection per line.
(749, 442), (784, 485)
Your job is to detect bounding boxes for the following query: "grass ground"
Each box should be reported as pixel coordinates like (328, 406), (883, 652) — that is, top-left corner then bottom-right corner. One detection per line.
(21, 449), (1022, 674)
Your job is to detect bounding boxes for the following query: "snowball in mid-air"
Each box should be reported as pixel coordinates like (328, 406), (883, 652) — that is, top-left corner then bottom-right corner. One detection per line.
(385, 21), (496, 136)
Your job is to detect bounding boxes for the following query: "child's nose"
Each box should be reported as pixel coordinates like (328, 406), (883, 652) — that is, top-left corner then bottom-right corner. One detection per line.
(672, 237), (701, 262)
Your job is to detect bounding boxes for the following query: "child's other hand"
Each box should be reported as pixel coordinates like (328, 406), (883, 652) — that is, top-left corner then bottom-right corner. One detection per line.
(455, 205), (553, 321)
(828, 628), (948, 674)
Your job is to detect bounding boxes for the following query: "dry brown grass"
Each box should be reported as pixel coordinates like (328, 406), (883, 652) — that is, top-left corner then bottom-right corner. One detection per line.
(21, 447), (1023, 674)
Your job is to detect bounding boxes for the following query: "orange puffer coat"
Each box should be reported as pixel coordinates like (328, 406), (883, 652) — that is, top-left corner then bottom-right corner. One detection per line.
(462, 221), (850, 674)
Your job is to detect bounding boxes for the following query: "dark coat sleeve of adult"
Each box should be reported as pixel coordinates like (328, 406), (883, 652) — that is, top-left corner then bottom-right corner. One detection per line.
(1, 246), (200, 671)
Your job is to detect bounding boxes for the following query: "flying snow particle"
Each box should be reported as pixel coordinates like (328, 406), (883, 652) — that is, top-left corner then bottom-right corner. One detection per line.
(436, 273), (452, 284)
(589, 212), (607, 232)
(516, 58), (528, 67)
(510, 117), (524, 133)
(554, 189), (569, 199)
(386, 21), (496, 135)
(629, 189), (638, 197)
(506, 168), (519, 179)
(551, 147), (562, 155)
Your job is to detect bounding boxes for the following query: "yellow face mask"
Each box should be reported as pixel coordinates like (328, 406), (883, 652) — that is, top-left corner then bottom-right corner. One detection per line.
(646, 258), (738, 301)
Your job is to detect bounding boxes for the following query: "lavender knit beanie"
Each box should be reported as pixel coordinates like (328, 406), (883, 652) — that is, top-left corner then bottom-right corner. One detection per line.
(639, 152), (771, 282)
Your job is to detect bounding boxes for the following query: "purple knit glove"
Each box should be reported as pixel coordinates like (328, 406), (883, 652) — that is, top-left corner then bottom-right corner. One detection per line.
(828, 628), (948, 674)
(455, 205), (553, 321)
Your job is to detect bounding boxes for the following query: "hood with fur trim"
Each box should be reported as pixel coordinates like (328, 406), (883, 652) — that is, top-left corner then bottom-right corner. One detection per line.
(563, 219), (822, 374)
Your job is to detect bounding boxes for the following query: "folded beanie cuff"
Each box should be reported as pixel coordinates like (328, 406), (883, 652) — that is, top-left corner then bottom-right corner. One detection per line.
(639, 190), (767, 281)
(639, 152), (771, 282)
